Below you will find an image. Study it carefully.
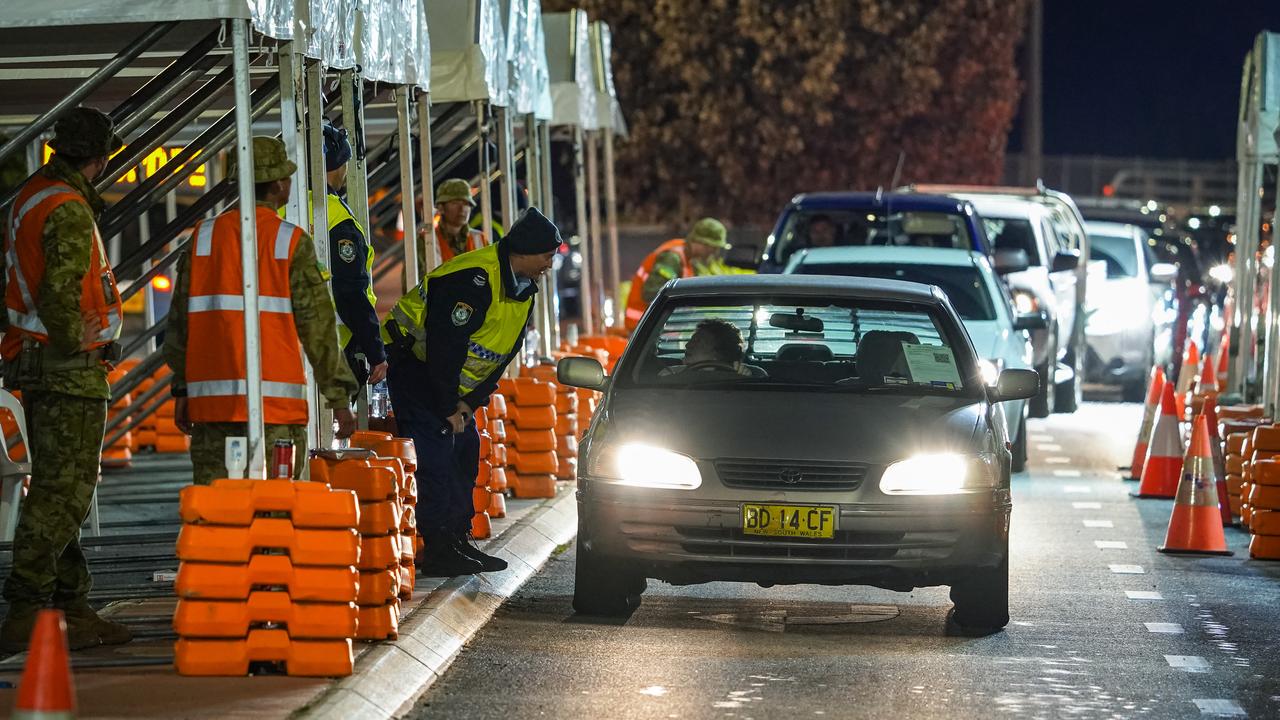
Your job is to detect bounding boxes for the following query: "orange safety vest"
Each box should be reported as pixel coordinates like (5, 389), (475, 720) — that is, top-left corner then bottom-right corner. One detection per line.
(436, 225), (483, 264)
(185, 206), (309, 425)
(2, 174), (123, 360)
(624, 239), (692, 330)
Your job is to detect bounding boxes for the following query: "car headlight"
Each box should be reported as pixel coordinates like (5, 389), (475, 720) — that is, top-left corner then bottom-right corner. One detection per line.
(878, 453), (999, 495)
(979, 359), (1004, 386)
(588, 443), (702, 489)
(1208, 264), (1233, 284)
(1012, 290), (1038, 316)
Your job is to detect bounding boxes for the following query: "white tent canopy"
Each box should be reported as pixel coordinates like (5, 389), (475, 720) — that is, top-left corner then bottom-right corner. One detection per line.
(530, 0), (553, 121)
(427, 0), (508, 105)
(544, 9), (595, 128)
(0, 0), (250, 28)
(589, 21), (625, 135)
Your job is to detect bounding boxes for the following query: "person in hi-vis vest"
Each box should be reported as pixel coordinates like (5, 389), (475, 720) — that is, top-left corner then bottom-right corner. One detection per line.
(319, 123), (386, 387)
(164, 137), (358, 485)
(382, 208), (560, 577)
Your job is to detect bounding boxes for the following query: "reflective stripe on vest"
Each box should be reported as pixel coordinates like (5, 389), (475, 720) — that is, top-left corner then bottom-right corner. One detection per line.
(323, 193), (377, 350)
(186, 206), (309, 425)
(624, 239), (691, 330)
(3, 175), (124, 359)
(382, 243), (530, 396)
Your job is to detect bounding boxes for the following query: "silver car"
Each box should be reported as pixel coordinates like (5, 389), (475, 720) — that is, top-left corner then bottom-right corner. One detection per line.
(558, 275), (1038, 631)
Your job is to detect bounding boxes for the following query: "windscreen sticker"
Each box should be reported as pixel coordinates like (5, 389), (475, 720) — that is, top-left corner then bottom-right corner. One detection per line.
(902, 343), (962, 386)
(883, 376), (910, 385)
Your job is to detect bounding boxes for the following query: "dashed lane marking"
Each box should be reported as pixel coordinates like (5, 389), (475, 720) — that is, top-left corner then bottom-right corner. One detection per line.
(1145, 622), (1184, 634)
(1083, 520), (1114, 528)
(1063, 485), (1091, 493)
(1072, 501), (1103, 509)
(1165, 655), (1211, 673)
(1192, 699), (1246, 716)
(1110, 564), (1145, 574)
(1031, 435), (1054, 442)
(1038, 444), (1063, 452)
(1046, 457), (1072, 464)
(1125, 590), (1163, 600)
(1053, 469), (1083, 477)
(1095, 540), (1128, 549)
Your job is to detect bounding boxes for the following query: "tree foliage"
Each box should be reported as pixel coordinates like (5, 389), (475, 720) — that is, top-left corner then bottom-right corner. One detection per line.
(546, 0), (1029, 225)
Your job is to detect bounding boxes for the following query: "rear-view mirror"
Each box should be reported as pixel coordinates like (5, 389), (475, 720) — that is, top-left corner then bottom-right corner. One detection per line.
(1051, 249), (1080, 273)
(769, 310), (824, 333)
(1012, 311), (1049, 331)
(1149, 262), (1177, 285)
(558, 356), (607, 390)
(991, 368), (1040, 402)
(992, 248), (1030, 275)
(725, 243), (761, 269)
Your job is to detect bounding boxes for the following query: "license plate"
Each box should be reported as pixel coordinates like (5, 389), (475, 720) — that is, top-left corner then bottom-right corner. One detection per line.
(741, 504), (836, 539)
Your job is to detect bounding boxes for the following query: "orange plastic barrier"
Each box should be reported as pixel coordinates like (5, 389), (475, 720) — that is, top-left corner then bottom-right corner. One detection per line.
(179, 479), (359, 528)
(511, 473), (556, 499)
(555, 392), (579, 415)
(373, 438), (416, 473)
(514, 428), (557, 452)
(358, 534), (400, 571)
(356, 568), (399, 606)
(175, 630), (353, 676)
(487, 490), (507, 519)
(489, 466), (508, 493)
(509, 404), (555, 430)
(327, 461), (399, 502)
(176, 555), (358, 603)
(177, 519), (359, 566)
(510, 449), (557, 476)
(174, 592), (357, 639)
(355, 600), (400, 641)
(357, 499), (403, 536)
(348, 430), (394, 449)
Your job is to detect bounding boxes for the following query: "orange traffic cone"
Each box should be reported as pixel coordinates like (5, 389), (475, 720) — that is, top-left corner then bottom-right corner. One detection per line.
(1174, 342), (1200, 418)
(1195, 350), (1218, 395)
(1135, 382), (1184, 499)
(1159, 415), (1232, 555)
(13, 609), (76, 719)
(1202, 397), (1232, 528)
(1127, 366), (1165, 481)
(1217, 333), (1230, 386)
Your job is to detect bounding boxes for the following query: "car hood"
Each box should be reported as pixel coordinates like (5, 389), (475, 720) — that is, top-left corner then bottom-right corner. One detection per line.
(598, 389), (985, 466)
(1087, 277), (1151, 313)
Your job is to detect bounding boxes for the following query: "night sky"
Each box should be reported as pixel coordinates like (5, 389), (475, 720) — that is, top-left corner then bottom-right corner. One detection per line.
(1011, 0), (1280, 160)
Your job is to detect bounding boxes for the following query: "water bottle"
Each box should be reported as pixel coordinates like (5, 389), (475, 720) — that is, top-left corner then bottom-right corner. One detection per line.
(524, 328), (541, 367)
(370, 380), (391, 418)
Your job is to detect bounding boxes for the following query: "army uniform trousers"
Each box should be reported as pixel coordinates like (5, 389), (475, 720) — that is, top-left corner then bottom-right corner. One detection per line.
(189, 423), (309, 485)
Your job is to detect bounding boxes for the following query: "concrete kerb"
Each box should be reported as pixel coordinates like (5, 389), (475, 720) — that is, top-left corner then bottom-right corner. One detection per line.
(298, 487), (578, 720)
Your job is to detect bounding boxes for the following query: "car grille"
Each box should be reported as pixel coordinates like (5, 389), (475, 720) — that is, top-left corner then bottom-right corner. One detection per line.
(619, 523), (959, 563)
(714, 458), (869, 491)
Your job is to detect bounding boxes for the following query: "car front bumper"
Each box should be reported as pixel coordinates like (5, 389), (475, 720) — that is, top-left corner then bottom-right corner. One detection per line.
(577, 484), (1011, 590)
(1085, 326), (1152, 384)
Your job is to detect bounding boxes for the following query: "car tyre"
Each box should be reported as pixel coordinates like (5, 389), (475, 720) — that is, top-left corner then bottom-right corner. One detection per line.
(1029, 336), (1057, 418)
(572, 537), (645, 617)
(1054, 346), (1082, 414)
(1010, 416), (1028, 473)
(949, 551), (1009, 632)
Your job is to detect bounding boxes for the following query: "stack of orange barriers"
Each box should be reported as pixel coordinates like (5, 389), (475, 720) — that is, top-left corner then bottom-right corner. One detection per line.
(173, 479), (360, 676)
(103, 365), (133, 469)
(500, 377), (557, 499)
(473, 399), (510, 540)
(1242, 425), (1280, 560)
(151, 363), (189, 453)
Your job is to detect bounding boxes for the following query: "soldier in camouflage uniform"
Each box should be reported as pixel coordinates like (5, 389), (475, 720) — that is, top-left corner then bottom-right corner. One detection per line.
(163, 137), (358, 484)
(0, 108), (133, 652)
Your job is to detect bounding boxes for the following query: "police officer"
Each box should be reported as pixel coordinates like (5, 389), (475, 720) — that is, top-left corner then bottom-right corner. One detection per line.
(0, 107), (130, 651)
(623, 217), (730, 330)
(319, 123), (386, 386)
(383, 208), (560, 576)
(164, 137), (358, 484)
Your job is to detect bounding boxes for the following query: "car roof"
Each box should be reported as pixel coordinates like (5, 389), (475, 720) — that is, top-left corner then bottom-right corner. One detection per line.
(787, 191), (971, 215)
(791, 246), (983, 268)
(664, 273), (947, 305)
(957, 195), (1048, 220)
(1085, 220), (1142, 236)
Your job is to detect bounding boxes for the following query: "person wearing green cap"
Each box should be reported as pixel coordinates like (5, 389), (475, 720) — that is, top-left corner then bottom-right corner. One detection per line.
(622, 217), (731, 330)
(0, 106), (130, 651)
(163, 136), (359, 485)
(429, 178), (485, 263)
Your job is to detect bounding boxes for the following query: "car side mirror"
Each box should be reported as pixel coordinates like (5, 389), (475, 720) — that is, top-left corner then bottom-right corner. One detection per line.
(1149, 262), (1178, 284)
(990, 368), (1040, 402)
(1012, 310), (1049, 331)
(1051, 249), (1080, 273)
(992, 248), (1030, 275)
(725, 243), (762, 269)
(558, 356), (607, 390)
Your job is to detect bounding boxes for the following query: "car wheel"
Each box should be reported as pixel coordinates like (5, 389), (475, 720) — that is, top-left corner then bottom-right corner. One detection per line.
(1010, 416), (1028, 473)
(949, 551), (1009, 631)
(1054, 346), (1081, 414)
(1028, 337), (1056, 419)
(572, 536), (646, 617)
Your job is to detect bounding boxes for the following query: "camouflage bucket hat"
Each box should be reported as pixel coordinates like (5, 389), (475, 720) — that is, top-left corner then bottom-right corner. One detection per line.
(248, 136), (297, 183)
(48, 107), (124, 158)
(687, 217), (729, 249)
(436, 178), (476, 206)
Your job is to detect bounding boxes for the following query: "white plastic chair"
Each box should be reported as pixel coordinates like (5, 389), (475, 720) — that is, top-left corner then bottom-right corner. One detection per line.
(0, 389), (31, 542)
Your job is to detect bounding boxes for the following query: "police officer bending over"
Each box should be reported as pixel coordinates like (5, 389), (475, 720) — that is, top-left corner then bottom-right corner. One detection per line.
(382, 208), (560, 576)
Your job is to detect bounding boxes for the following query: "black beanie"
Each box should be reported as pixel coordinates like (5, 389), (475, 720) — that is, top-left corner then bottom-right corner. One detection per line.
(323, 124), (352, 172)
(502, 208), (563, 254)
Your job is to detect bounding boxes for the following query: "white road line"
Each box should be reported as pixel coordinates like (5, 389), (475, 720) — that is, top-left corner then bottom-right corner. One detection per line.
(1125, 590), (1163, 600)
(1095, 540), (1128, 549)
(1165, 655), (1211, 673)
(1192, 699), (1245, 716)
(1072, 501), (1102, 509)
(1110, 564), (1145, 574)
(1031, 435), (1054, 442)
(1037, 444), (1063, 452)
(1083, 520), (1114, 528)
(1145, 622), (1184, 634)
(1063, 485), (1091, 493)
(1053, 469), (1083, 478)
(1046, 457), (1072, 464)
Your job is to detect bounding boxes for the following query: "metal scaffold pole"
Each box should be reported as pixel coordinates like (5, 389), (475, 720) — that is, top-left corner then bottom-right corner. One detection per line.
(573, 125), (594, 336)
(341, 67), (371, 430)
(397, 87), (419, 292)
(416, 89), (439, 276)
(305, 58), (333, 450)
(497, 105), (517, 229)
(231, 19), (266, 477)
(603, 127), (621, 324)
(1230, 159), (1261, 397)
(477, 100), (494, 244)
(585, 130), (604, 329)
(527, 115), (554, 358)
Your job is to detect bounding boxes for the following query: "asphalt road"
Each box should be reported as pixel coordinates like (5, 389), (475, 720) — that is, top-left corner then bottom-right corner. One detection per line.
(414, 402), (1280, 720)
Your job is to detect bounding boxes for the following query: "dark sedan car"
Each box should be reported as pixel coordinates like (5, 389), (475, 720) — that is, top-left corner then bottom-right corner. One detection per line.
(558, 275), (1038, 631)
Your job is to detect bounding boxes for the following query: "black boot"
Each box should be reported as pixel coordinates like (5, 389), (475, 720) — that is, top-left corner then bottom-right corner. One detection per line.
(452, 534), (509, 572)
(417, 532), (483, 577)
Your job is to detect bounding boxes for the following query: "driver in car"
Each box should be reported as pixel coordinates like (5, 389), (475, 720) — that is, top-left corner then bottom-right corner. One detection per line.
(659, 319), (758, 378)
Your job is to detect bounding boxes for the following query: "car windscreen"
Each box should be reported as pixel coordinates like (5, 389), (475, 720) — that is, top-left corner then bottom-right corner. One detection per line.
(1089, 231), (1140, 279)
(620, 296), (977, 396)
(771, 209), (977, 267)
(793, 263), (996, 321)
(981, 216), (1041, 264)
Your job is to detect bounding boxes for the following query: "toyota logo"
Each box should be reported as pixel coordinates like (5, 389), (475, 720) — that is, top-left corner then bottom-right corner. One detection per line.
(779, 469), (804, 484)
